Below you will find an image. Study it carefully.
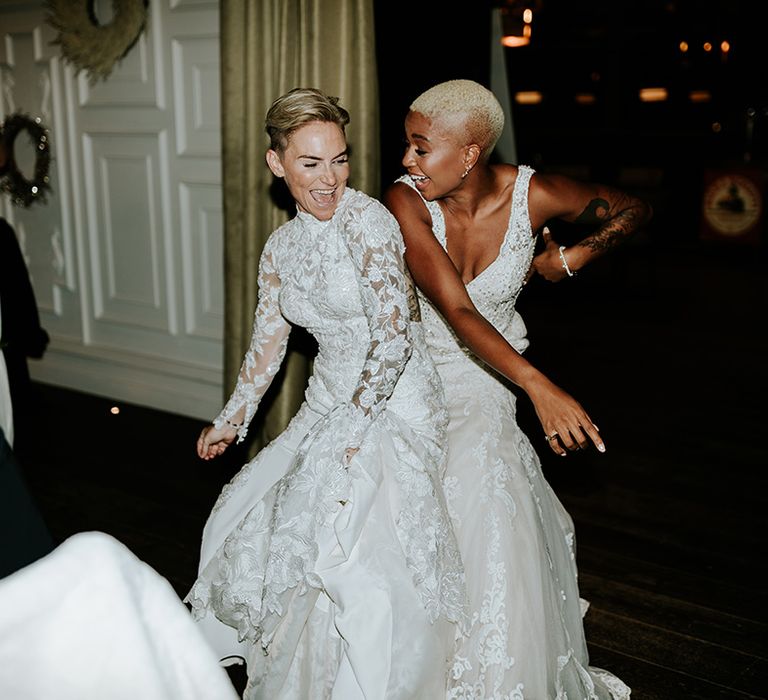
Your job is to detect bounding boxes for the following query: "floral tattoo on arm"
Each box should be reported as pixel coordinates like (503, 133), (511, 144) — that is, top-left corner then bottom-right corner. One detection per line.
(573, 191), (648, 252)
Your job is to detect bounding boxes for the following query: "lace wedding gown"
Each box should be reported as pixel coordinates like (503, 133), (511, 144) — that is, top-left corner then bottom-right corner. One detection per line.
(186, 189), (466, 699)
(398, 168), (630, 699)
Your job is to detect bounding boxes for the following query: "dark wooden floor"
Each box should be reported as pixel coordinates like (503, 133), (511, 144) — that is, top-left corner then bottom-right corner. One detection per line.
(12, 239), (768, 699)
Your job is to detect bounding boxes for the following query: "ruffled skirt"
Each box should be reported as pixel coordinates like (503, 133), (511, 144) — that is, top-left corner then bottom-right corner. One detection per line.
(186, 402), (465, 699)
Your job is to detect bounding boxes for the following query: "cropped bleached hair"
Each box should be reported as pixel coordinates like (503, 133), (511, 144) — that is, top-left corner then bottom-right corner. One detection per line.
(410, 80), (504, 158)
(266, 87), (350, 152)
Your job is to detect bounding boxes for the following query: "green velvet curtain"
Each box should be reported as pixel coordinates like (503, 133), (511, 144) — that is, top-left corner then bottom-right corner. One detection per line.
(220, 0), (379, 451)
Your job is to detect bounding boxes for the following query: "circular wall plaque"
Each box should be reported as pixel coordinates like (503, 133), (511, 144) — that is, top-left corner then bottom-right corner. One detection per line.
(702, 174), (762, 237)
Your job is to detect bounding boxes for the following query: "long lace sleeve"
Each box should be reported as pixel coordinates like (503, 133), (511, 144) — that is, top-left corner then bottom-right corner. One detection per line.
(213, 236), (291, 443)
(340, 199), (413, 447)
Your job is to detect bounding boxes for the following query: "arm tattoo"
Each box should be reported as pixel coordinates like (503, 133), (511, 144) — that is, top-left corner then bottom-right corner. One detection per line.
(574, 198), (611, 226)
(575, 192), (647, 253)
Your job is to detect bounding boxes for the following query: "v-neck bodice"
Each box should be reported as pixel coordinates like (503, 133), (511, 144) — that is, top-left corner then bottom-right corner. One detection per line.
(438, 175), (517, 288)
(396, 165), (536, 365)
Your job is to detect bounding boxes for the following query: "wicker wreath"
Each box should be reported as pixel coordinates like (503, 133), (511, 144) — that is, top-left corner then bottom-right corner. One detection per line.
(46, 0), (149, 84)
(0, 113), (52, 208)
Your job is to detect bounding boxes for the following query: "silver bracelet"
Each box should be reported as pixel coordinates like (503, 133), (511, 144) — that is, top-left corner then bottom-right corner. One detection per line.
(558, 245), (576, 277)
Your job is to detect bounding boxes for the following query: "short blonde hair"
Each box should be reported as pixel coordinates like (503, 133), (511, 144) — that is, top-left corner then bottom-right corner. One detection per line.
(265, 88), (350, 152)
(410, 80), (504, 158)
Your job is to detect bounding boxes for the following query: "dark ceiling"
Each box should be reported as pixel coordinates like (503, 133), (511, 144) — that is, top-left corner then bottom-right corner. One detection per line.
(496, 0), (760, 91)
(375, 0), (766, 197)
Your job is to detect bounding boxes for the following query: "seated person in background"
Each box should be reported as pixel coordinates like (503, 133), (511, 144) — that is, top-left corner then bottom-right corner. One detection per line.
(0, 138), (50, 447)
(0, 140), (54, 578)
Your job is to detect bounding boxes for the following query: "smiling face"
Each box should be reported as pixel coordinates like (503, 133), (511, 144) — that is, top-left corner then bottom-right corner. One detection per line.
(266, 120), (349, 221)
(401, 110), (475, 201)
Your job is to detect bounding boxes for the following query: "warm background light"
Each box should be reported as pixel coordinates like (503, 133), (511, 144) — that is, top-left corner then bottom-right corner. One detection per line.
(501, 35), (530, 47)
(679, 41), (689, 52)
(703, 41), (713, 52)
(515, 91), (543, 104)
(689, 90), (712, 103)
(639, 87), (668, 102)
(110, 406), (121, 415)
(501, 3), (534, 49)
(575, 93), (596, 105)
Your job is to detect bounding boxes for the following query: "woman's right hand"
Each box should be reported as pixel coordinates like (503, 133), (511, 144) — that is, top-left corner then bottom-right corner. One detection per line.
(524, 375), (605, 457)
(197, 424), (237, 461)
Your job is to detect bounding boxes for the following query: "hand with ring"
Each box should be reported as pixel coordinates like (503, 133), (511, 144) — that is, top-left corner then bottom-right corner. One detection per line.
(526, 374), (606, 457)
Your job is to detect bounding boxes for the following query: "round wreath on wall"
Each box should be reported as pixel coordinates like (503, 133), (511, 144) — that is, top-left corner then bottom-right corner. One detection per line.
(46, 0), (149, 84)
(0, 113), (53, 208)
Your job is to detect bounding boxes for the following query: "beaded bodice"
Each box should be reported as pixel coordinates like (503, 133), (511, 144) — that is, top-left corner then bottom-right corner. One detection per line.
(397, 165), (536, 367)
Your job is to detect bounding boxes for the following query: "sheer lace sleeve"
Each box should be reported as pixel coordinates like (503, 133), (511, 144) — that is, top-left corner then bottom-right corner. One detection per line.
(340, 198), (413, 447)
(213, 236), (291, 443)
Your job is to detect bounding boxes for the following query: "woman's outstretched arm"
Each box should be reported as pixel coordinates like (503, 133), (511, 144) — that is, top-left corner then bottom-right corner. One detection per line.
(384, 182), (604, 456)
(197, 236), (292, 460)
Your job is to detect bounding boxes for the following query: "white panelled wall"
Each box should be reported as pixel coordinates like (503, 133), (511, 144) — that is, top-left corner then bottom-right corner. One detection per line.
(0, 0), (224, 420)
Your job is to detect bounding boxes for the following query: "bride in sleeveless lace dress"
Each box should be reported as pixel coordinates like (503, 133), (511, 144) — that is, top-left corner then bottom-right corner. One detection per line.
(186, 88), (465, 699)
(386, 80), (651, 699)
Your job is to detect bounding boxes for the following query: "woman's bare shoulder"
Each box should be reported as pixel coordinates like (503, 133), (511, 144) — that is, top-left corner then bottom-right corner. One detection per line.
(488, 163), (521, 201)
(491, 162), (521, 177)
(383, 180), (431, 222)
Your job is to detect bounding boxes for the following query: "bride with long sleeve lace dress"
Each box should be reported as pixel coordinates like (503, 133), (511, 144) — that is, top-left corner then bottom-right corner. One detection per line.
(185, 89), (465, 700)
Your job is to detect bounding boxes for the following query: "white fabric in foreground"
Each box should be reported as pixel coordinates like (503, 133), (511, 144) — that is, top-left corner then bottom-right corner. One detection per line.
(0, 531), (238, 700)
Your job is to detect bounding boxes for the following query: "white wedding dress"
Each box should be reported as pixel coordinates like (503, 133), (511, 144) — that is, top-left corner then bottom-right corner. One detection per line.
(186, 188), (466, 699)
(398, 168), (631, 699)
